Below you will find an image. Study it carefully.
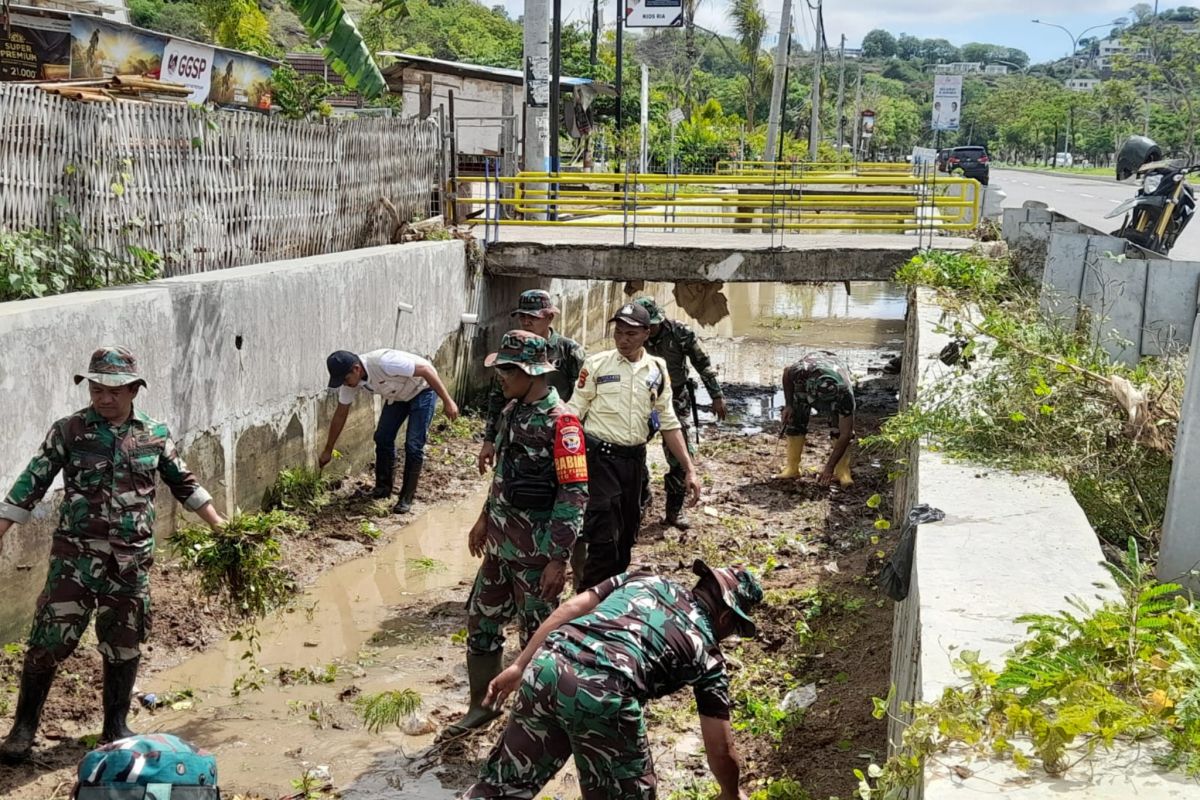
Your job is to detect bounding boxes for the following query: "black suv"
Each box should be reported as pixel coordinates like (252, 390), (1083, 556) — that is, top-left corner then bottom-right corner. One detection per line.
(938, 146), (990, 184)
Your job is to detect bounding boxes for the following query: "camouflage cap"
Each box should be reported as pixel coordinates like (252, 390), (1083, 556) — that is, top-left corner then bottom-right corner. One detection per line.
(511, 289), (559, 318)
(73, 346), (146, 388)
(633, 297), (666, 325)
(693, 559), (763, 638)
(484, 330), (558, 376)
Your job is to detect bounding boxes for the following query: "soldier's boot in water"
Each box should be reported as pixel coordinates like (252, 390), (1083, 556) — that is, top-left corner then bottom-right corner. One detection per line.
(439, 651), (503, 740)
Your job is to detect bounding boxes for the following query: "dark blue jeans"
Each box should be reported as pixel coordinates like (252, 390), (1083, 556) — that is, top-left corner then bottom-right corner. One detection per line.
(373, 388), (437, 480)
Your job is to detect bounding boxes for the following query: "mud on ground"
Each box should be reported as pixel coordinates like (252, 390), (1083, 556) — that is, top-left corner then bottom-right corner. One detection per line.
(0, 385), (900, 800)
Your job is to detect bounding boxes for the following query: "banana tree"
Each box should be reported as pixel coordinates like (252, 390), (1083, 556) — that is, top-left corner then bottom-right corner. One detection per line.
(287, 0), (394, 100)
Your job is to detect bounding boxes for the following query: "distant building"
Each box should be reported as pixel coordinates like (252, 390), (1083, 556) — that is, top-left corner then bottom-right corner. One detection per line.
(983, 64), (1009, 75)
(935, 62), (984, 75)
(1065, 78), (1101, 92)
(843, 47), (863, 59)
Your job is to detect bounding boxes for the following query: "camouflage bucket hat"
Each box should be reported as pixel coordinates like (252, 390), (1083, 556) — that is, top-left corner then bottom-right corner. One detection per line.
(484, 330), (557, 376)
(634, 297), (666, 325)
(693, 559), (762, 638)
(74, 346), (146, 388)
(511, 289), (559, 318)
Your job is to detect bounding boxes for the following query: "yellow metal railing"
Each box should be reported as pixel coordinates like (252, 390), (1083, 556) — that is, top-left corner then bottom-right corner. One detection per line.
(485, 171), (981, 233)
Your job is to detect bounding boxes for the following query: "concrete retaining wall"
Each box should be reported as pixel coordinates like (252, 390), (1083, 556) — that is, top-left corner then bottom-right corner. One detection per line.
(0, 242), (476, 642)
(888, 289), (1190, 798)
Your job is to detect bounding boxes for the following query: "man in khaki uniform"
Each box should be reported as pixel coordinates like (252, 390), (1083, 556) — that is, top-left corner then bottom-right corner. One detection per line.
(567, 303), (701, 589)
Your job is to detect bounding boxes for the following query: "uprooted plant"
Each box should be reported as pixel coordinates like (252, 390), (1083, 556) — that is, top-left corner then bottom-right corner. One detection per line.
(354, 688), (423, 734)
(870, 249), (1181, 550)
(858, 540), (1200, 797)
(169, 510), (307, 618)
(262, 466), (330, 513)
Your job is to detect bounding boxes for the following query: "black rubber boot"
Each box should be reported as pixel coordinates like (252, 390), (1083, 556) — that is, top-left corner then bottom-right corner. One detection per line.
(0, 666), (56, 764)
(392, 458), (424, 515)
(100, 658), (139, 744)
(439, 651), (503, 740)
(369, 472), (394, 499)
(665, 492), (691, 530)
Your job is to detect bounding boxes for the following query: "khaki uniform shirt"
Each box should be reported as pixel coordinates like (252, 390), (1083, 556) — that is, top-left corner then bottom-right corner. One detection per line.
(567, 349), (681, 447)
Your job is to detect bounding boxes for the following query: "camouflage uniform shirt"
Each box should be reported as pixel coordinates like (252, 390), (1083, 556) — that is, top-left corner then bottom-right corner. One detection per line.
(486, 387), (589, 563)
(645, 319), (723, 401)
(784, 353), (855, 435)
(0, 406), (213, 567)
(546, 570), (731, 719)
(484, 331), (586, 440)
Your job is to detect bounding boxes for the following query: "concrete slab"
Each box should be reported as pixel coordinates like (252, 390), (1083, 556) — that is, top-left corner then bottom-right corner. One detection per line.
(1143, 260), (1200, 356)
(485, 229), (975, 282)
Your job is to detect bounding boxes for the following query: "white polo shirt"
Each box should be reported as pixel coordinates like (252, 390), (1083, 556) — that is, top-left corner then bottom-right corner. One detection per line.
(337, 349), (431, 404)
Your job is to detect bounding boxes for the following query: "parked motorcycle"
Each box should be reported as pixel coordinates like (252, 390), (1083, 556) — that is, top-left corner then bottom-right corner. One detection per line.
(1106, 135), (1198, 256)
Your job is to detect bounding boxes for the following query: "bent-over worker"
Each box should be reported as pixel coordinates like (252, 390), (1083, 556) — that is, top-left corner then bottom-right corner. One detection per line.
(778, 351), (855, 487)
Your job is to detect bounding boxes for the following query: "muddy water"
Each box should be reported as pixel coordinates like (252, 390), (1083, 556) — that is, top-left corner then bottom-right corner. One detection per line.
(142, 280), (906, 799)
(144, 496), (495, 798)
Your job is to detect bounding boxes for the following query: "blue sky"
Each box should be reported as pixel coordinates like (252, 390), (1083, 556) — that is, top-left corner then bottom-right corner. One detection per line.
(500, 0), (1138, 65)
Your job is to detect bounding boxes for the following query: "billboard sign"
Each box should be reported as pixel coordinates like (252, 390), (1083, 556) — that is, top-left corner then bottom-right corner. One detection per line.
(625, 0), (684, 27)
(161, 38), (214, 103)
(0, 12), (71, 81)
(932, 74), (962, 132)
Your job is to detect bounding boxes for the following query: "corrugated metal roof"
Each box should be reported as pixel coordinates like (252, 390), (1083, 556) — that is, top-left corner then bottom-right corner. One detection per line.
(379, 52), (593, 88)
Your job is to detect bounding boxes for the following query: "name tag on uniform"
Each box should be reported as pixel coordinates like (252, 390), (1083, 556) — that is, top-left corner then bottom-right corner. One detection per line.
(597, 374), (621, 384)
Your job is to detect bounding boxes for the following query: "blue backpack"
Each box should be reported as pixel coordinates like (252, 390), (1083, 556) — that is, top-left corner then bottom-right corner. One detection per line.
(75, 734), (219, 800)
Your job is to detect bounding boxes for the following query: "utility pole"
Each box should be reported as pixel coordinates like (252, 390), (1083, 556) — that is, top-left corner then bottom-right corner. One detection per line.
(850, 64), (862, 159)
(835, 33), (846, 151)
(590, 0), (599, 66)
(615, 3), (625, 161)
(550, 0), (563, 174)
(640, 63), (649, 173)
(764, 0), (794, 165)
(523, 0), (551, 216)
(808, 0), (824, 161)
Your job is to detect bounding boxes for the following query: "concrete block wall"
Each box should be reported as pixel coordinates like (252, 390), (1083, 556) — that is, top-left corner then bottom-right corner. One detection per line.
(0, 242), (476, 643)
(888, 289), (1192, 798)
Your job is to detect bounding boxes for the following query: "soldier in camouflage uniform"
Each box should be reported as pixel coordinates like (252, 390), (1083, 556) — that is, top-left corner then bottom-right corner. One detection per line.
(478, 291), (586, 476)
(0, 347), (224, 764)
(778, 351), (856, 487)
(443, 331), (589, 739)
(462, 559), (761, 800)
(635, 297), (727, 529)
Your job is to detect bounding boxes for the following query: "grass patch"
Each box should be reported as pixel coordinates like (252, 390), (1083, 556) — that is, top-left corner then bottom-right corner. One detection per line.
(354, 688), (423, 734)
(262, 466), (329, 513)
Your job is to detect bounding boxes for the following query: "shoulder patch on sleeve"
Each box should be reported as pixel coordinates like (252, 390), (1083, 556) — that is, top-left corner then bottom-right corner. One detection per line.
(554, 414), (588, 484)
(577, 367), (589, 389)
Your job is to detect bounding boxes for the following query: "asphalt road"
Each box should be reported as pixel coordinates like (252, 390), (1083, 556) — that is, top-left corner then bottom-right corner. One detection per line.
(991, 167), (1200, 262)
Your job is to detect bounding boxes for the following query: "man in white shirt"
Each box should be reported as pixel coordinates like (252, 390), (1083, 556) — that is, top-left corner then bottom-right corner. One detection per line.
(321, 349), (459, 514)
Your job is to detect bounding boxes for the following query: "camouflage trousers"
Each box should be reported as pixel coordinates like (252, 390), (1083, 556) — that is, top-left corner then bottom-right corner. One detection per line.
(26, 536), (151, 671)
(463, 648), (657, 799)
(641, 397), (697, 511)
(466, 551), (555, 656)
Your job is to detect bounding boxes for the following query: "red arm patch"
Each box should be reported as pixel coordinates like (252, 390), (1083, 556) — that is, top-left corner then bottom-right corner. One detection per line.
(554, 414), (588, 484)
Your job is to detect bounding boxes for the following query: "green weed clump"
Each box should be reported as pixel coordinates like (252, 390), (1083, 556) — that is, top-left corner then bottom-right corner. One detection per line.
(354, 688), (423, 734)
(860, 542), (1200, 796)
(169, 510), (306, 618)
(262, 466), (330, 513)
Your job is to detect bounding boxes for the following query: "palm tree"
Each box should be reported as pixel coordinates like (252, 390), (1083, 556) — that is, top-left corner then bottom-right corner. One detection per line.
(730, 0), (767, 126)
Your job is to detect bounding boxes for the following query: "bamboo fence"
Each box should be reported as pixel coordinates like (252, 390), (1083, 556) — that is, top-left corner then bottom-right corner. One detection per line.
(0, 84), (440, 276)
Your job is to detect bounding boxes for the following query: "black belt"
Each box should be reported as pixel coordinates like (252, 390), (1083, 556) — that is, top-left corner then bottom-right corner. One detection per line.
(585, 434), (646, 460)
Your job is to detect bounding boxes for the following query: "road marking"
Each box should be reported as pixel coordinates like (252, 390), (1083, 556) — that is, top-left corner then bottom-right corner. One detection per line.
(1108, 199), (1120, 204)
(1036, 185), (1046, 190)
(1080, 193), (1096, 198)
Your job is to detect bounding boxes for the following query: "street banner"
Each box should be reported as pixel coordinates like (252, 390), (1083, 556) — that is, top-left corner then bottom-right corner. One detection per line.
(161, 38), (214, 103)
(207, 50), (273, 110)
(911, 146), (938, 167)
(70, 16), (164, 79)
(625, 0), (683, 28)
(932, 74), (962, 132)
(0, 12), (71, 81)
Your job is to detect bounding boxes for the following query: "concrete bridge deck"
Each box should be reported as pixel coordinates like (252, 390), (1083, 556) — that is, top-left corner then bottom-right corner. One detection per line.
(484, 228), (975, 282)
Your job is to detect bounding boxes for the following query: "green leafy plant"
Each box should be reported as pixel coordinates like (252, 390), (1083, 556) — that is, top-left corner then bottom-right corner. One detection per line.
(272, 64), (334, 120)
(354, 688), (423, 733)
(861, 541), (1200, 796)
(169, 510), (306, 618)
(359, 520), (382, 540)
(262, 467), (330, 513)
(407, 556), (445, 574)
